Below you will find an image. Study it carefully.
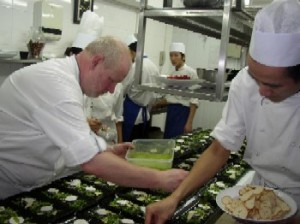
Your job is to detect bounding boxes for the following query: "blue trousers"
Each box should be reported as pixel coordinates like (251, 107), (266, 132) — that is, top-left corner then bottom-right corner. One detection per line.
(164, 104), (189, 139)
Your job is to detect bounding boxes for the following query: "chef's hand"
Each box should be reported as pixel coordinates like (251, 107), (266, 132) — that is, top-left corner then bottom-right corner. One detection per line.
(107, 142), (133, 158)
(184, 122), (193, 133)
(87, 118), (102, 133)
(145, 195), (179, 224)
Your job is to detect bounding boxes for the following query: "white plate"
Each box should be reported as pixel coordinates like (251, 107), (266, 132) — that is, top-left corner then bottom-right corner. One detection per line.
(216, 185), (298, 223)
(156, 75), (203, 88)
(0, 51), (17, 58)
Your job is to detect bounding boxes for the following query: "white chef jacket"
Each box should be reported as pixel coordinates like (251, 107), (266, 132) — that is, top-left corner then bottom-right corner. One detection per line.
(166, 64), (199, 107)
(0, 56), (106, 199)
(122, 57), (159, 124)
(84, 83), (124, 142)
(212, 67), (300, 207)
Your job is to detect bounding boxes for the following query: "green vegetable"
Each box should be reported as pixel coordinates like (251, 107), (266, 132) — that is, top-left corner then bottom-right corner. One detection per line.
(128, 152), (172, 160)
(42, 189), (87, 209)
(0, 206), (26, 224)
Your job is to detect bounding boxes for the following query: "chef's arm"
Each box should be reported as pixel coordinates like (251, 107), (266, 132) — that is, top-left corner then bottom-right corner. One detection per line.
(184, 103), (197, 133)
(116, 121), (123, 143)
(80, 150), (188, 191)
(168, 140), (230, 206)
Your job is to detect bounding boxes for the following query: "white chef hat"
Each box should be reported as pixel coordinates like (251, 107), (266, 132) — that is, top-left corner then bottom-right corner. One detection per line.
(170, 42), (185, 54)
(72, 10), (104, 49)
(125, 34), (137, 46)
(249, 0), (300, 67)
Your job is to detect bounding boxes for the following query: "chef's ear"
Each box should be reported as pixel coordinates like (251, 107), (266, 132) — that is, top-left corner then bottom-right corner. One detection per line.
(91, 54), (105, 68)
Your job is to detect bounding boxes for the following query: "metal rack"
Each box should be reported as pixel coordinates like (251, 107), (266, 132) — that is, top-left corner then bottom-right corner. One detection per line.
(134, 0), (258, 101)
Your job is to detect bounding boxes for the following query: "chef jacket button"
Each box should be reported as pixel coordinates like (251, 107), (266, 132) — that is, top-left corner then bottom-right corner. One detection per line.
(256, 152), (260, 156)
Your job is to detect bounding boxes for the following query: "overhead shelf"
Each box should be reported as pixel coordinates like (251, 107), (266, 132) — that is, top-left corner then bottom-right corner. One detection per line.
(134, 0), (258, 101)
(144, 8), (253, 46)
(136, 82), (229, 101)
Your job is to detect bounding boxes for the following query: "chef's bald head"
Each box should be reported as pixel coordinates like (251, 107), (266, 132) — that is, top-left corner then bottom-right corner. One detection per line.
(86, 36), (131, 69)
(249, 0), (300, 67)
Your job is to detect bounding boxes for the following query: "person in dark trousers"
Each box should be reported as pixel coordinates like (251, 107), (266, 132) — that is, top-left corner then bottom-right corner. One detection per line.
(122, 35), (160, 141)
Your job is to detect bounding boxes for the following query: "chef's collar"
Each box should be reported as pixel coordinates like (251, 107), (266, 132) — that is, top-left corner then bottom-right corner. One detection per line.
(249, 0), (300, 67)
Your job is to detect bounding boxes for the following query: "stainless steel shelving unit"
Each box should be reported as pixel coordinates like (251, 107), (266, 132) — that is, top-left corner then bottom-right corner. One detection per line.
(134, 0), (258, 101)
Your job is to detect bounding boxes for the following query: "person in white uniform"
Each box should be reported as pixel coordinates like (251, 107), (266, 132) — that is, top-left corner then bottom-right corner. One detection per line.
(68, 11), (123, 144)
(163, 42), (199, 138)
(122, 35), (160, 141)
(0, 36), (188, 199)
(65, 10), (104, 56)
(84, 83), (124, 143)
(145, 0), (300, 223)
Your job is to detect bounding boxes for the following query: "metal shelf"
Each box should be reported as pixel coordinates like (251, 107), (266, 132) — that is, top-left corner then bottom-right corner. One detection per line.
(136, 83), (229, 101)
(136, 84), (216, 100)
(134, 0), (255, 101)
(144, 8), (252, 46)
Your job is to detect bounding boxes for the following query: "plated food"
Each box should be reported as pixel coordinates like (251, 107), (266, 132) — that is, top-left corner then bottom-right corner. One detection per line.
(109, 198), (144, 217)
(42, 188), (87, 210)
(216, 185), (297, 222)
(167, 75), (191, 80)
(0, 206), (26, 224)
(155, 75), (202, 88)
(180, 202), (214, 224)
(62, 179), (104, 198)
(122, 190), (162, 204)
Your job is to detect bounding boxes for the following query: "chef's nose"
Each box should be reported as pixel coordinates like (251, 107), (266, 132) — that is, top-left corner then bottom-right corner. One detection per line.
(108, 83), (116, 94)
(259, 85), (272, 97)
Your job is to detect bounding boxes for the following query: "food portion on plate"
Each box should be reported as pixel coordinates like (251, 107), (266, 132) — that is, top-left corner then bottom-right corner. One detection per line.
(155, 75), (203, 88)
(217, 185), (297, 222)
(167, 75), (191, 80)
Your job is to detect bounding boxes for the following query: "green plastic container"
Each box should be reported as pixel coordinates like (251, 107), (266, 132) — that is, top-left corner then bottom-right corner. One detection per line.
(126, 139), (175, 170)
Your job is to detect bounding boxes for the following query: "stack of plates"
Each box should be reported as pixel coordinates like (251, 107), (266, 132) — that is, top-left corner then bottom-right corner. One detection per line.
(0, 50), (17, 59)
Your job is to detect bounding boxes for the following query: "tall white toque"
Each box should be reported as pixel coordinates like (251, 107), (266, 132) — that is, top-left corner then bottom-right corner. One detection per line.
(125, 34), (137, 46)
(72, 10), (104, 49)
(170, 42), (186, 54)
(249, 0), (300, 67)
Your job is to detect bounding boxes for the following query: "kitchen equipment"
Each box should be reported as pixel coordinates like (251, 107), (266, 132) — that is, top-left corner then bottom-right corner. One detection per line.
(203, 70), (217, 82)
(19, 51), (29, 60)
(126, 139), (175, 170)
(196, 68), (205, 79)
(203, 70), (228, 83)
(28, 27), (45, 59)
